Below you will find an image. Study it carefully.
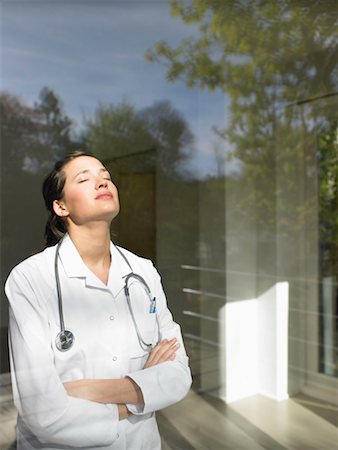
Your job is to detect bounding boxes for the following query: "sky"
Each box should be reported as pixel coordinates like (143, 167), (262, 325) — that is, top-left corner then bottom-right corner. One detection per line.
(1, 0), (229, 177)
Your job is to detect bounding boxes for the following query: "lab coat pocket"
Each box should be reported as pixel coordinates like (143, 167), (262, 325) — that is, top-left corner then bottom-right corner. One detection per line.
(129, 311), (157, 344)
(128, 349), (150, 373)
(128, 313), (157, 372)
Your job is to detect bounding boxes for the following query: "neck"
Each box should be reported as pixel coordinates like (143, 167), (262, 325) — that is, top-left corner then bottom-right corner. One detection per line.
(67, 222), (111, 266)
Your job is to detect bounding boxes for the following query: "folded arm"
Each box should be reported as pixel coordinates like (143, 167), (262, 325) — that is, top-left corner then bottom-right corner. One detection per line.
(63, 338), (180, 410)
(125, 265), (192, 415)
(63, 261), (191, 417)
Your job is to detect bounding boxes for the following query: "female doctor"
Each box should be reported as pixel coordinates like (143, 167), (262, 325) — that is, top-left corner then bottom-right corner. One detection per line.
(5, 151), (192, 450)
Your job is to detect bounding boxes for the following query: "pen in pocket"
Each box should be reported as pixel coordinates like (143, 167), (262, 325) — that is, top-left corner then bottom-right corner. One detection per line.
(149, 297), (156, 314)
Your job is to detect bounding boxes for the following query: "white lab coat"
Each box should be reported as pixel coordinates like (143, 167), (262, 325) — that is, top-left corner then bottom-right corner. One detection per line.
(5, 234), (192, 450)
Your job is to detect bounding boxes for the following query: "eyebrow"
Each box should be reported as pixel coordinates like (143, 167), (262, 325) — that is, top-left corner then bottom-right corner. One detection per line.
(73, 167), (109, 180)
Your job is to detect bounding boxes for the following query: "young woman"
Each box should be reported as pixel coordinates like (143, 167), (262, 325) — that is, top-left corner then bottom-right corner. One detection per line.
(5, 151), (192, 450)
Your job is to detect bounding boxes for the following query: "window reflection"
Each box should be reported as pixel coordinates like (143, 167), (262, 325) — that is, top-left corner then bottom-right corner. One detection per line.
(1, 0), (337, 448)
(318, 120), (338, 377)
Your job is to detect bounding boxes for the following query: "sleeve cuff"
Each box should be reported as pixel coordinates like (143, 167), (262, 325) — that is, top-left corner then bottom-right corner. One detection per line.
(125, 403), (145, 415)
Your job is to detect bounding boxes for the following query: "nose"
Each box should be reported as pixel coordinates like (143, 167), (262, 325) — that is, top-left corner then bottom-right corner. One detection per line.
(95, 176), (108, 190)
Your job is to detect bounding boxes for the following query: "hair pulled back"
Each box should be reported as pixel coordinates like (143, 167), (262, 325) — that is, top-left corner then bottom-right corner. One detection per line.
(42, 150), (92, 247)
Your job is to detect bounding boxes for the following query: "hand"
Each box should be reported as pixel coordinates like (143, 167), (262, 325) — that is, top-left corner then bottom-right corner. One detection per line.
(144, 338), (180, 369)
(118, 404), (132, 420)
(64, 380), (132, 421)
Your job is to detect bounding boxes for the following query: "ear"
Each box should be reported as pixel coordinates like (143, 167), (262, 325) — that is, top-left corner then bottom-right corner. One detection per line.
(53, 200), (69, 218)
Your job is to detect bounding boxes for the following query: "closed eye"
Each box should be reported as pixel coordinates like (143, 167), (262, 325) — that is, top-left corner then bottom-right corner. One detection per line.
(78, 179), (89, 183)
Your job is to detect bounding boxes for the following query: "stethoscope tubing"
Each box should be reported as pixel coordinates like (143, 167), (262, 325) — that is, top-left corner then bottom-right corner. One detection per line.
(123, 272), (161, 351)
(55, 240), (65, 332)
(55, 239), (75, 351)
(54, 238), (161, 352)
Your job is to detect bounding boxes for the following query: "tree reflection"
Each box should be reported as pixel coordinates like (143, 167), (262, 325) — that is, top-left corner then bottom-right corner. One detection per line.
(0, 88), (77, 280)
(85, 99), (194, 176)
(146, 0), (338, 381)
(146, 0), (338, 228)
(0, 87), (196, 268)
(318, 121), (338, 276)
(1, 88), (76, 174)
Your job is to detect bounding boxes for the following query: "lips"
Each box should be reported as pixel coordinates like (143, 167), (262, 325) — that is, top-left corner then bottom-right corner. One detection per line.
(95, 191), (113, 200)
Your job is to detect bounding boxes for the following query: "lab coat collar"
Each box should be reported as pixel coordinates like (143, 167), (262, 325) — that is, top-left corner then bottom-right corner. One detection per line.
(58, 234), (131, 297)
(58, 234), (88, 279)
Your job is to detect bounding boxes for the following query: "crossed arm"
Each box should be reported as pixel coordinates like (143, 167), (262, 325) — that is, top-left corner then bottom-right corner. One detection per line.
(63, 338), (180, 419)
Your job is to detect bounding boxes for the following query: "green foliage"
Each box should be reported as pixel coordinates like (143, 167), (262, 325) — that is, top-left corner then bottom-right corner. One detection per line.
(147, 0), (338, 234)
(0, 88), (77, 264)
(84, 99), (194, 175)
(1, 87), (76, 173)
(318, 120), (338, 276)
(147, 0), (338, 138)
(0, 92), (38, 170)
(1, 88), (193, 179)
(35, 87), (74, 159)
(85, 101), (151, 160)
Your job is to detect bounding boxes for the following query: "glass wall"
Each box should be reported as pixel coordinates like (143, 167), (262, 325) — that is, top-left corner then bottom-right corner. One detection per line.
(1, 1), (337, 448)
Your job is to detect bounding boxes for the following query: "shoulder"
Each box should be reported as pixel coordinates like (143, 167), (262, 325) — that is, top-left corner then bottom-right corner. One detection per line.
(10, 245), (55, 275)
(5, 245), (56, 291)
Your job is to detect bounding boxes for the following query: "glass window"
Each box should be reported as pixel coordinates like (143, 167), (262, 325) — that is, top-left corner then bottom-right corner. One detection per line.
(318, 120), (338, 377)
(1, 1), (337, 448)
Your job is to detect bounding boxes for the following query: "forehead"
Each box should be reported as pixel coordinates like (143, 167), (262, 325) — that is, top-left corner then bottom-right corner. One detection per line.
(64, 156), (105, 176)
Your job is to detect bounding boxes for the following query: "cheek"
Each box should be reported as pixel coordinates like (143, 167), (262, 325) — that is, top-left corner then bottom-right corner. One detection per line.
(64, 187), (89, 210)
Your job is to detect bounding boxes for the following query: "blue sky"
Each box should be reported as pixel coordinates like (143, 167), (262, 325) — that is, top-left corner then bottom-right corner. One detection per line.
(1, 0), (228, 177)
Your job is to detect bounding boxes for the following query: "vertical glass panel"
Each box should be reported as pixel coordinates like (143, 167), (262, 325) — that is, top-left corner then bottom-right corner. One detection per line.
(318, 120), (338, 377)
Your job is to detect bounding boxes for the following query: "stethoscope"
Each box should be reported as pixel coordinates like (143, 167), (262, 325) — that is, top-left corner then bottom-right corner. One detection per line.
(54, 239), (161, 352)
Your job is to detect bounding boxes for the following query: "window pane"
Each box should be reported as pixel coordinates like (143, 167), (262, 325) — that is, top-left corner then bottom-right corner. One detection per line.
(1, 1), (337, 448)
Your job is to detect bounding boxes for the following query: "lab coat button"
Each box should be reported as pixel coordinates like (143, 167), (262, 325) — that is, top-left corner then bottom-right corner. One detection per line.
(116, 433), (119, 439)
(112, 356), (117, 361)
(109, 315), (114, 320)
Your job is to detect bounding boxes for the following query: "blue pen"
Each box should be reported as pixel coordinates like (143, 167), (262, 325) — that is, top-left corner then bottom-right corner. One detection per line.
(149, 297), (156, 314)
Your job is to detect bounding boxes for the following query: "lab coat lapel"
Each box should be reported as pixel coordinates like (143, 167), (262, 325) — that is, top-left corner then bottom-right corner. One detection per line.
(58, 234), (88, 279)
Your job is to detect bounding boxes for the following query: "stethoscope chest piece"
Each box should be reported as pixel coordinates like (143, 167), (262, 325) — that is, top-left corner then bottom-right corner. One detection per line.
(55, 330), (75, 352)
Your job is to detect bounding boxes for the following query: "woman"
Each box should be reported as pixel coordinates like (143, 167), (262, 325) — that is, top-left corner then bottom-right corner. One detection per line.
(5, 151), (192, 450)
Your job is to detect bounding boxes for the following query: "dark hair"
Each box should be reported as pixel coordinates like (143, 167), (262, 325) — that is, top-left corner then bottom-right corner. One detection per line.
(42, 150), (92, 247)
